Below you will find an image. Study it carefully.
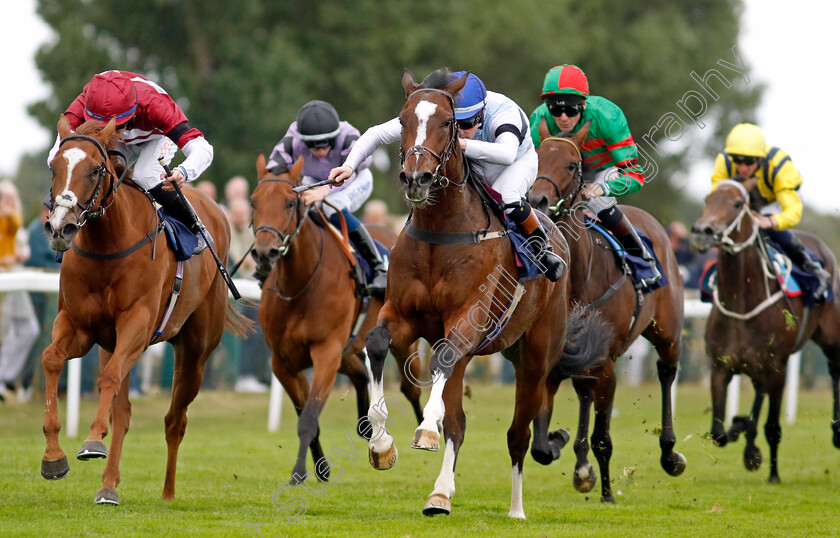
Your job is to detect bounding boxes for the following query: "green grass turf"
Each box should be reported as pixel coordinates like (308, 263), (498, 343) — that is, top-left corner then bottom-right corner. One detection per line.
(1, 382), (838, 537)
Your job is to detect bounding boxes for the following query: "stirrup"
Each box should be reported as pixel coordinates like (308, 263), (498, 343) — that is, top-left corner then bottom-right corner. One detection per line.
(540, 250), (566, 282)
(194, 226), (214, 255)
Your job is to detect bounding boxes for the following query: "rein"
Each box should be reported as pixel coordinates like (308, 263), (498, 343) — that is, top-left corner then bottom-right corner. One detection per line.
(253, 177), (308, 258)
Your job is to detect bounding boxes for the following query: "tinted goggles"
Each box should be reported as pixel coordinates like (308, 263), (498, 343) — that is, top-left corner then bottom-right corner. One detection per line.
(304, 137), (336, 149)
(731, 155), (758, 166)
(457, 111), (484, 130)
(546, 101), (583, 118)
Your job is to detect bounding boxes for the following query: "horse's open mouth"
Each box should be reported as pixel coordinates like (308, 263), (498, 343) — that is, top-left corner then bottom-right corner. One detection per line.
(689, 232), (715, 253)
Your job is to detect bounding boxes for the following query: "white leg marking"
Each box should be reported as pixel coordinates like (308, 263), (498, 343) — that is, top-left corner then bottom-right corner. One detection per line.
(417, 372), (446, 434)
(413, 100), (438, 147)
(431, 441), (457, 499)
(509, 464), (526, 519)
(367, 371), (394, 454)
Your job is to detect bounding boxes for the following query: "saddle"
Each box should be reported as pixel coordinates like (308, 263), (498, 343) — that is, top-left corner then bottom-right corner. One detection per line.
(585, 217), (667, 293)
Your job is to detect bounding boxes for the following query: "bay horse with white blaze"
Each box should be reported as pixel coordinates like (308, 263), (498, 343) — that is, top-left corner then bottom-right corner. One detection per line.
(363, 71), (609, 518)
(250, 154), (422, 485)
(40, 117), (251, 505)
(691, 178), (840, 482)
(528, 133), (686, 503)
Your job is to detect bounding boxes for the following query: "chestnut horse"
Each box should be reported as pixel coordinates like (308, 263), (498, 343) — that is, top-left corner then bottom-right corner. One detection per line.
(40, 117), (251, 504)
(363, 71), (608, 518)
(528, 133), (686, 502)
(250, 154), (422, 485)
(691, 178), (840, 482)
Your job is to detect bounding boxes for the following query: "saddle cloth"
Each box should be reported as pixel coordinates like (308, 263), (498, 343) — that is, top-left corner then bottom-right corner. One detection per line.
(158, 209), (198, 261)
(585, 217), (667, 293)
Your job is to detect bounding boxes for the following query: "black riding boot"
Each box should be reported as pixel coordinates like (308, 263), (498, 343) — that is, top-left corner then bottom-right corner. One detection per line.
(782, 232), (831, 298)
(601, 207), (661, 289)
(350, 225), (388, 295)
(149, 184), (213, 255)
(507, 200), (565, 282)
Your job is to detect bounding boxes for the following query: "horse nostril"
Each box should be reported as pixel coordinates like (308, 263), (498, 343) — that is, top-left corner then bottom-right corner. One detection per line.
(61, 223), (78, 238)
(533, 195), (548, 213)
(268, 248), (280, 261)
(44, 222), (54, 236)
(399, 172), (409, 186)
(418, 172), (434, 187)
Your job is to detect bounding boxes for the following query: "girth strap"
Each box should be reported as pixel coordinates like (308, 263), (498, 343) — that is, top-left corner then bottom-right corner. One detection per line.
(405, 221), (510, 245)
(150, 260), (185, 344)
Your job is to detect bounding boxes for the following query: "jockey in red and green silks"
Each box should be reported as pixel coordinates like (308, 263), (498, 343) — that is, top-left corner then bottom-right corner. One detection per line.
(529, 64), (660, 289)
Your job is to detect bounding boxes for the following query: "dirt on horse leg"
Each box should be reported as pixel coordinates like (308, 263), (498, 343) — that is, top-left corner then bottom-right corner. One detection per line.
(423, 359), (468, 517)
(764, 376), (785, 484)
(571, 378), (596, 493)
(591, 374), (616, 503)
(656, 360), (687, 476)
(742, 381), (765, 471)
(710, 363), (734, 446)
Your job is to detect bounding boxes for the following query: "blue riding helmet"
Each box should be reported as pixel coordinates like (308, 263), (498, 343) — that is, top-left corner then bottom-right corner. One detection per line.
(450, 71), (487, 121)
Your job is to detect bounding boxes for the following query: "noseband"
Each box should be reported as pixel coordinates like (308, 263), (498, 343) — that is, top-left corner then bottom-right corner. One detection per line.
(535, 137), (583, 216)
(253, 177), (307, 257)
(712, 180), (759, 254)
(54, 134), (122, 227)
(400, 88), (463, 188)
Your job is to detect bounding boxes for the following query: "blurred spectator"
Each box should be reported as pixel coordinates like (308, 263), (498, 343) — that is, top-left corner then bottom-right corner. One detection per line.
(362, 199), (405, 234)
(0, 182), (40, 402)
(195, 180), (219, 202)
(224, 175), (250, 207)
(227, 197), (269, 393)
(667, 221), (703, 289)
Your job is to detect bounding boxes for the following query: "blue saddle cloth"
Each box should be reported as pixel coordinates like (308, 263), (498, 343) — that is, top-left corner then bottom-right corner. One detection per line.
(586, 217), (667, 292)
(351, 238), (390, 283)
(157, 209), (198, 261)
(700, 241), (833, 307)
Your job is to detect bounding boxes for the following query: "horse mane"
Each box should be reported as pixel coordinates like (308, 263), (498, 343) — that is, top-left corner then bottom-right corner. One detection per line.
(76, 120), (123, 149)
(418, 68), (453, 90)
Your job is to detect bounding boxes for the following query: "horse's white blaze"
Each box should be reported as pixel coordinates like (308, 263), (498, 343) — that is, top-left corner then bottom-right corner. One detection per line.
(50, 148), (86, 229)
(413, 100), (438, 147)
(508, 465), (525, 519)
(367, 371), (394, 454)
(431, 441), (457, 498)
(416, 372), (445, 434)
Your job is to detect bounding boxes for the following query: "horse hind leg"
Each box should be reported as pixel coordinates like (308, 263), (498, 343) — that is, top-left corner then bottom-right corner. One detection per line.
(394, 342), (424, 424)
(656, 359), (686, 476)
(590, 372), (617, 503)
(530, 368), (570, 466)
(340, 350), (372, 441)
(571, 379), (597, 494)
(830, 360), (840, 448)
(764, 376), (785, 484)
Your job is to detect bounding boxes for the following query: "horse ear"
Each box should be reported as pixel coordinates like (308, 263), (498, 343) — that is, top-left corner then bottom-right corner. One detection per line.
(289, 156), (304, 182)
(100, 118), (117, 141)
(256, 153), (267, 178)
(538, 118), (551, 142)
(741, 177), (759, 193)
(402, 70), (419, 98)
(573, 120), (591, 147)
(57, 115), (71, 139)
(444, 72), (468, 99)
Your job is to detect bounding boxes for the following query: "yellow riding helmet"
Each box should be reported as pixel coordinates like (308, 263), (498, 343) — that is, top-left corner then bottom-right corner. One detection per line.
(724, 123), (767, 158)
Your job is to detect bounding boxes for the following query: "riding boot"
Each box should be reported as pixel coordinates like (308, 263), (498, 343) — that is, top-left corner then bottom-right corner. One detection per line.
(149, 184), (214, 255)
(782, 232), (832, 298)
(349, 225), (388, 295)
(507, 200), (565, 282)
(608, 213), (662, 289)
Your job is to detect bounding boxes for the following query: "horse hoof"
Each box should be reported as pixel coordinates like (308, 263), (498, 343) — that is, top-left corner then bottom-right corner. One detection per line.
(422, 493), (451, 516)
(41, 456), (70, 480)
(601, 495), (616, 504)
(833, 427), (840, 449)
(548, 428), (571, 449)
(94, 487), (120, 505)
(768, 474), (781, 484)
(662, 452), (687, 476)
(77, 440), (108, 460)
(369, 443), (398, 470)
(744, 448), (762, 471)
(573, 463), (597, 493)
(410, 429), (440, 451)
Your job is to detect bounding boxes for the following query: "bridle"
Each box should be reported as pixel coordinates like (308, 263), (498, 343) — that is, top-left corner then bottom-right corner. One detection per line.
(53, 134), (124, 227)
(534, 137), (583, 216)
(399, 88), (465, 188)
(711, 179), (760, 254)
(252, 177), (308, 257)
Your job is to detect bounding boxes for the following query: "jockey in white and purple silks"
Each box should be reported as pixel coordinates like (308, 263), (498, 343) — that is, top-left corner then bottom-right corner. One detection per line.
(266, 100), (386, 294)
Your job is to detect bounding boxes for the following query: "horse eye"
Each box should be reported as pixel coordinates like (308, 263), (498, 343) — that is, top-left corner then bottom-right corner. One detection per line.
(287, 199), (297, 209)
(734, 200), (744, 209)
(567, 164), (576, 171)
(444, 119), (452, 127)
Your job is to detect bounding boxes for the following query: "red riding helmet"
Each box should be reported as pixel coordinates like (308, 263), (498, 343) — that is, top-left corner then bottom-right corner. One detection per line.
(540, 64), (589, 100)
(83, 71), (139, 124)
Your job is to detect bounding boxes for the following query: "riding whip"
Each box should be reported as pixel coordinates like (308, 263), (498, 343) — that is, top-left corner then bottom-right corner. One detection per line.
(158, 158), (242, 300)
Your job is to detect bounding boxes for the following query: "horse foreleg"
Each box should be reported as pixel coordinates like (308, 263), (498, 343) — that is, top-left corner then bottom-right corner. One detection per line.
(394, 342), (424, 424)
(742, 381), (765, 471)
(656, 359), (687, 477)
(710, 361), (733, 446)
(507, 357), (551, 519)
(291, 341), (342, 484)
(571, 378), (596, 494)
(764, 373), (785, 484)
(41, 312), (91, 481)
(340, 351), (372, 440)
(423, 359), (468, 517)
(365, 322), (398, 469)
(828, 358), (840, 448)
(530, 367), (569, 465)
(95, 360), (130, 505)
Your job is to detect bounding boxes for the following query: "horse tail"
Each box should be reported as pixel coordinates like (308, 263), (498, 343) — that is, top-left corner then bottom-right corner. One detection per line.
(555, 303), (611, 375)
(225, 299), (256, 338)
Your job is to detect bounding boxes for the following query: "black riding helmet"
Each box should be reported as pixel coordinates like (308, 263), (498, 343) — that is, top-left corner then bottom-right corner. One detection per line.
(297, 100), (340, 148)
